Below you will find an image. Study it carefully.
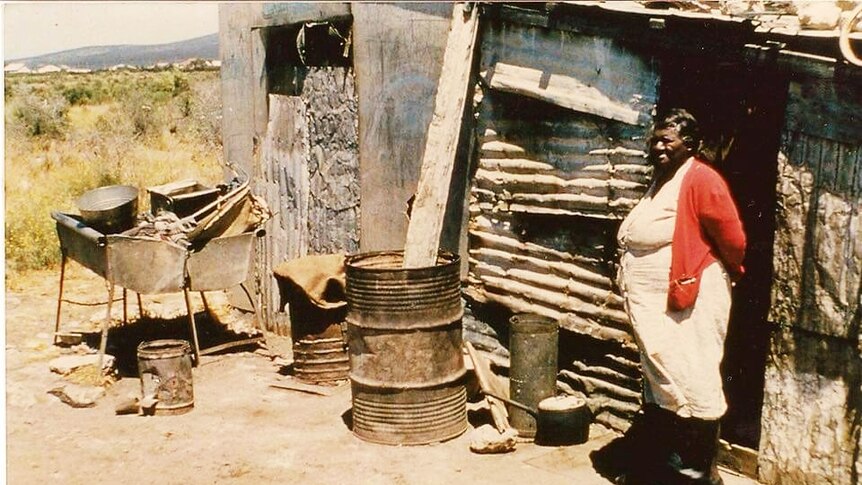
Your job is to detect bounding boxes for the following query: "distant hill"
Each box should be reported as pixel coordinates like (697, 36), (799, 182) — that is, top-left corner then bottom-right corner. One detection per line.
(6, 33), (219, 71)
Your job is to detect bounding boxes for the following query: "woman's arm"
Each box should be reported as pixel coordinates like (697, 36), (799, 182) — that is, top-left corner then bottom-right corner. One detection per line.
(696, 170), (747, 280)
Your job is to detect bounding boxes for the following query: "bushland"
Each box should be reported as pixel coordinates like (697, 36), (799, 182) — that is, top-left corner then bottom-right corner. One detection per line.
(5, 69), (224, 281)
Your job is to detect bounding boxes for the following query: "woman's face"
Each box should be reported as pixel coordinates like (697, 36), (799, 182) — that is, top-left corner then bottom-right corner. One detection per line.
(649, 126), (690, 168)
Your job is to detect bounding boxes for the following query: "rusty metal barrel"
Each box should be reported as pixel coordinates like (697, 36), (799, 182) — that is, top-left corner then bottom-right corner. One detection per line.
(290, 300), (350, 385)
(137, 339), (194, 415)
(509, 314), (558, 439)
(345, 251), (467, 445)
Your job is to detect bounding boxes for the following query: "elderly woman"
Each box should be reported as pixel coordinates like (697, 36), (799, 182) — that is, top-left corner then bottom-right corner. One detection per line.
(614, 109), (746, 485)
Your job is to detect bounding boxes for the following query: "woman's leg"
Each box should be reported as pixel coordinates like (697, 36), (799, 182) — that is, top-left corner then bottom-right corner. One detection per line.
(668, 417), (723, 485)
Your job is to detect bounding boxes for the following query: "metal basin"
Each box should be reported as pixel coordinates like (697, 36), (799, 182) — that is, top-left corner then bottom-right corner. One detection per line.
(76, 185), (139, 234)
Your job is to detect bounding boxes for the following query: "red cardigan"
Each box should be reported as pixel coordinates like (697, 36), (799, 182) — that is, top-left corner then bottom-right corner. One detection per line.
(668, 159), (746, 311)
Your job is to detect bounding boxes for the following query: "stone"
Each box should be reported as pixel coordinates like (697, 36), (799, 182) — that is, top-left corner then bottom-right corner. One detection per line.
(48, 384), (105, 408)
(49, 354), (115, 375)
(469, 424), (518, 454)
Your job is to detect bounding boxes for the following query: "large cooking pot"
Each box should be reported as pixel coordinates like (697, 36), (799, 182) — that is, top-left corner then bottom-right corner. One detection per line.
(76, 184), (139, 234)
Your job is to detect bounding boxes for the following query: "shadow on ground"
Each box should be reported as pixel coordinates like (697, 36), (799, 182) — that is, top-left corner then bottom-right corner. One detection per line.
(80, 311), (260, 376)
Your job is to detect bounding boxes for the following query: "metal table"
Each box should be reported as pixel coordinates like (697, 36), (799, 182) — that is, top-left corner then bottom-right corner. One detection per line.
(52, 211), (258, 366)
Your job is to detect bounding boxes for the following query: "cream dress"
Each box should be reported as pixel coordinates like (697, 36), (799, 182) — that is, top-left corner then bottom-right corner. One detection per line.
(616, 158), (732, 419)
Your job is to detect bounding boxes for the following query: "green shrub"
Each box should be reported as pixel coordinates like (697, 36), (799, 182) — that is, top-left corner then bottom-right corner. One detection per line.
(5, 70), (224, 278)
(10, 93), (69, 138)
(62, 85), (95, 105)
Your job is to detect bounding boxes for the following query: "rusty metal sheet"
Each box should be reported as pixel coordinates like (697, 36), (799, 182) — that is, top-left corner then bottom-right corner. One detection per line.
(187, 232), (255, 292)
(105, 236), (186, 294)
(52, 211), (107, 277)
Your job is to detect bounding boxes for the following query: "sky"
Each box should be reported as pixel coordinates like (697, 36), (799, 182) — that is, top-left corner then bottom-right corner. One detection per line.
(3, 2), (220, 61)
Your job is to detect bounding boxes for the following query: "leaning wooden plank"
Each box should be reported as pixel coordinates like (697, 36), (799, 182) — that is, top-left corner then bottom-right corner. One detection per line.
(465, 341), (511, 433)
(483, 62), (641, 125)
(403, 3), (480, 268)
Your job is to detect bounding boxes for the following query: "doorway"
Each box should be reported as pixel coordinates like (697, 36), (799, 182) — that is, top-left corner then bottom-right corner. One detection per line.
(657, 56), (787, 448)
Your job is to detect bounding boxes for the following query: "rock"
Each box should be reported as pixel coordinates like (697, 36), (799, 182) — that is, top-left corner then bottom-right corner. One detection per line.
(469, 424), (518, 454)
(48, 384), (105, 408)
(115, 396), (141, 415)
(49, 354), (115, 375)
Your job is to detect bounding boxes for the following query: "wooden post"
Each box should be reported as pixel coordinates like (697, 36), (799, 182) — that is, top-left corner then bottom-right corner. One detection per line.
(403, 2), (480, 268)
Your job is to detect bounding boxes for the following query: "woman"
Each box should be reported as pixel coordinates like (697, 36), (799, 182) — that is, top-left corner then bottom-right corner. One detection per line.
(615, 109), (746, 484)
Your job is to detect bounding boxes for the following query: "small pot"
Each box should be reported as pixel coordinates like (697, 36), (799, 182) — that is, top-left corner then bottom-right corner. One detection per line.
(535, 395), (591, 446)
(484, 391), (592, 445)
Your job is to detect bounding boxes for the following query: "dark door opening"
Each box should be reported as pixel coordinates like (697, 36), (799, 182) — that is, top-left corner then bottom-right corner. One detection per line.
(657, 56), (787, 449)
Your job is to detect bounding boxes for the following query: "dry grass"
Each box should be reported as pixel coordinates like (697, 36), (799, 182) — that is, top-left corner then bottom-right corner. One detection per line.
(4, 69), (224, 281)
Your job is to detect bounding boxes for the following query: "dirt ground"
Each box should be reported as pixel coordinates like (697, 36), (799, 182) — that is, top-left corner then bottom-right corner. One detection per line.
(5, 264), (760, 485)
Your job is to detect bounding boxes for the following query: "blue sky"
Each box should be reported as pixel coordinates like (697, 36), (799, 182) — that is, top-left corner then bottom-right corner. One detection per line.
(3, 2), (220, 61)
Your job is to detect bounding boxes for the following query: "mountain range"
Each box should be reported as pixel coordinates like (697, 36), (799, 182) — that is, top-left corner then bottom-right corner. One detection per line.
(6, 33), (219, 71)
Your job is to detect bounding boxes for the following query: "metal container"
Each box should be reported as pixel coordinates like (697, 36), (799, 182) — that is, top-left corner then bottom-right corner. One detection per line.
(509, 313), (559, 439)
(137, 339), (194, 415)
(76, 184), (139, 234)
(147, 179), (220, 218)
(345, 251), (467, 445)
(290, 296), (350, 385)
(536, 395), (591, 446)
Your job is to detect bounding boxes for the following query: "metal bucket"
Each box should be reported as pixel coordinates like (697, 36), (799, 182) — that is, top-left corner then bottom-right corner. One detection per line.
(509, 314), (558, 439)
(345, 251), (467, 445)
(76, 184), (139, 234)
(137, 339), (194, 415)
(290, 298), (350, 384)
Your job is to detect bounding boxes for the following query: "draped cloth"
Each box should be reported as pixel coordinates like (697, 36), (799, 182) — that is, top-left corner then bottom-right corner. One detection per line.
(617, 159), (732, 419)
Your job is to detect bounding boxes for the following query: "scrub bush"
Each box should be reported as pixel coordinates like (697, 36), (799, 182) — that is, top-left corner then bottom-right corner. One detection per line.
(4, 69), (224, 279)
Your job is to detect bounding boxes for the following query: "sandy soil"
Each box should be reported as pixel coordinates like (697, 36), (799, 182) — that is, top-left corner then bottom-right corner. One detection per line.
(5, 265), (758, 485)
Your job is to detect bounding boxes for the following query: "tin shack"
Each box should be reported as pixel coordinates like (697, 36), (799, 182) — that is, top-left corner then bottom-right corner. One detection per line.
(220, 2), (862, 483)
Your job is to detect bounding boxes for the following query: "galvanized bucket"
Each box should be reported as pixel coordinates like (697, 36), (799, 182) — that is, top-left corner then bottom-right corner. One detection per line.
(509, 314), (558, 439)
(137, 339), (194, 415)
(345, 251), (467, 445)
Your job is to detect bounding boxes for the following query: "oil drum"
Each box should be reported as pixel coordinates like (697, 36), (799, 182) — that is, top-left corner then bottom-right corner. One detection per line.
(345, 251), (467, 445)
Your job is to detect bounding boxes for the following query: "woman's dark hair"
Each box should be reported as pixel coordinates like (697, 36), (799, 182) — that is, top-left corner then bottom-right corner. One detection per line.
(654, 108), (701, 151)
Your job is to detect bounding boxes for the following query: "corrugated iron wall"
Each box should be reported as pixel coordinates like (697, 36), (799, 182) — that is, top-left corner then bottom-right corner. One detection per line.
(465, 18), (658, 431)
(255, 67), (359, 335)
(758, 70), (862, 484)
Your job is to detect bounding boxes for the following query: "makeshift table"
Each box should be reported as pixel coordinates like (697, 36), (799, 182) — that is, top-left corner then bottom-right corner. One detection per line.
(51, 211), (258, 366)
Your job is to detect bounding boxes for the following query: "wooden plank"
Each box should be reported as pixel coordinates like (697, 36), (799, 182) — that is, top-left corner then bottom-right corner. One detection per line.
(251, 28), (269, 150)
(483, 62), (641, 125)
(465, 341), (511, 433)
(403, 3), (481, 268)
(219, 4), (257, 179)
(258, 3), (351, 28)
(717, 440), (759, 478)
(269, 380), (335, 397)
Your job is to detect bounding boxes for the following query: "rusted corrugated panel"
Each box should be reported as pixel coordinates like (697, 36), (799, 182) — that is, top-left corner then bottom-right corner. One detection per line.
(467, 18), (658, 431)
(770, 75), (862, 340)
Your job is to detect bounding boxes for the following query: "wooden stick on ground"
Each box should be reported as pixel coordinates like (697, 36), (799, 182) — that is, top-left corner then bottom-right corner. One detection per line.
(465, 341), (511, 433)
(403, 2), (480, 268)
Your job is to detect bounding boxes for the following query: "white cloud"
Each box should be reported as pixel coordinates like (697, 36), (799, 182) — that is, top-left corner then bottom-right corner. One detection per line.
(4, 2), (219, 60)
